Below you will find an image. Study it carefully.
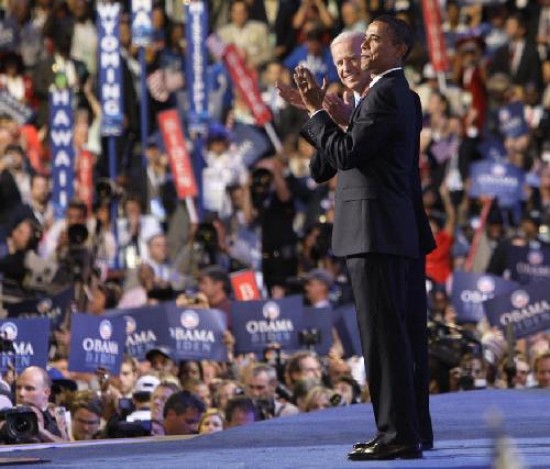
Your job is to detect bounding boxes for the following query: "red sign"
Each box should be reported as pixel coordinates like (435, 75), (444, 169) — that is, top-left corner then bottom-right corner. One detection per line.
(207, 35), (272, 126)
(77, 149), (94, 214)
(422, 0), (449, 72)
(231, 270), (261, 301)
(157, 109), (198, 199)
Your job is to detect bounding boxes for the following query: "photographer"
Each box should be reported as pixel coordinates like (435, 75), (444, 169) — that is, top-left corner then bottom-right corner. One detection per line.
(0, 145), (28, 236)
(242, 363), (298, 420)
(8, 366), (69, 443)
(250, 157), (298, 294)
(0, 217), (41, 289)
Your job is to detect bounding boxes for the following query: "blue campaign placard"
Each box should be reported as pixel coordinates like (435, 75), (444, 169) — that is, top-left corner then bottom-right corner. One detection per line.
(451, 271), (520, 323)
(477, 134), (507, 162)
(484, 282), (550, 339)
(68, 313), (125, 374)
(232, 122), (273, 167)
(97, 2), (124, 136)
(6, 287), (73, 331)
(231, 295), (304, 356)
(498, 101), (529, 139)
(185, 0), (209, 133)
(49, 88), (75, 219)
(0, 318), (50, 374)
(505, 243), (550, 285)
(0, 89), (34, 124)
(303, 307), (333, 356)
(333, 304), (363, 358)
(469, 161), (524, 207)
(164, 302), (228, 362)
(131, 0), (152, 47)
(106, 304), (168, 361)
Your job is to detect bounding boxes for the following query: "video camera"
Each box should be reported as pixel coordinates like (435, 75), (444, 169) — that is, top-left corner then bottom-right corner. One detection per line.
(96, 178), (123, 204)
(0, 406), (39, 444)
(250, 167), (273, 211)
(428, 320), (482, 368)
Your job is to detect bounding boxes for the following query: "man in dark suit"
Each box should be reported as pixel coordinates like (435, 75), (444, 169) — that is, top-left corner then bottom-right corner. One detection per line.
(295, 16), (432, 461)
(490, 11), (543, 90)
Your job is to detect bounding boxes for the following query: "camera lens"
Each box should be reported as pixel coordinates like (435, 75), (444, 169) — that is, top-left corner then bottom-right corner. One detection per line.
(14, 417), (31, 433)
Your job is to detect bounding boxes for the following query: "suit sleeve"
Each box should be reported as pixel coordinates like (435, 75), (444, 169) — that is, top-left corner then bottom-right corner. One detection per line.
(412, 92), (436, 254)
(300, 85), (396, 171)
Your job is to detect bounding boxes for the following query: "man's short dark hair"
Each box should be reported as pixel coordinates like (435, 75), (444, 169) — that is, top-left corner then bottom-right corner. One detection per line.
(225, 396), (258, 424)
(200, 266), (232, 296)
(67, 199), (88, 218)
(163, 390), (206, 419)
(374, 15), (414, 60)
(70, 393), (102, 418)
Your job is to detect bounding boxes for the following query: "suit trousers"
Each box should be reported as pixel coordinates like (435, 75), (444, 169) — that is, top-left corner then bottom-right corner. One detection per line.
(346, 252), (420, 445)
(406, 256), (433, 444)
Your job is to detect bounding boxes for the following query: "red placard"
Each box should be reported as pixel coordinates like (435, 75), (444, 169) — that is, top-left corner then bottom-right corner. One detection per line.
(157, 109), (198, 199)
(231, 270), (261, 301)
(207, 35), (272, 126)
(422, 0), (449, 73)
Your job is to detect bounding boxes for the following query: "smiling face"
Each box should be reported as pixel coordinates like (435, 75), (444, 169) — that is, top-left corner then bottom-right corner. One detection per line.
(361, 21), (406, 75)
(331, 35), (367, 93)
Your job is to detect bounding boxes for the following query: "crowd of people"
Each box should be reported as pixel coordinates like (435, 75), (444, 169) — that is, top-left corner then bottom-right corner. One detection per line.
(0, 0), (550, 445)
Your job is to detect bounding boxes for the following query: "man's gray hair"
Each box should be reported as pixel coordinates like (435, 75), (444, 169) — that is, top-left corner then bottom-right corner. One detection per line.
(330, 31), (365, 49)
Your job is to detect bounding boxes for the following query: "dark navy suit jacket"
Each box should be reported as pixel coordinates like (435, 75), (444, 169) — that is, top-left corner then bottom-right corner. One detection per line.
(302, 69), (434, 258)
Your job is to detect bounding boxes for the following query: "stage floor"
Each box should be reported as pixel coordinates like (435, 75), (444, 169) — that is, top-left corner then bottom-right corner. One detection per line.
(2, 389), (549, 468)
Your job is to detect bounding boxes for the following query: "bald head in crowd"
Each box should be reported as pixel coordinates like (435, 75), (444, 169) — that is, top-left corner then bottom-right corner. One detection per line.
(16, 366), (52, 411)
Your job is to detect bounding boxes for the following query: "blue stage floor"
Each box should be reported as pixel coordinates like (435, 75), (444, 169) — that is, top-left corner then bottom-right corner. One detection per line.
(2, 389), (549, 468)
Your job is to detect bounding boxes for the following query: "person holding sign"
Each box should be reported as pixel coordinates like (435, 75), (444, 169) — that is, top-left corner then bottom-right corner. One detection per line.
(293, 17), (431, 461)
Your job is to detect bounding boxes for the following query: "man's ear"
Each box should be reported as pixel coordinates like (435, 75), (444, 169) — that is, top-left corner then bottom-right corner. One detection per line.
(396, 42), (408, 60)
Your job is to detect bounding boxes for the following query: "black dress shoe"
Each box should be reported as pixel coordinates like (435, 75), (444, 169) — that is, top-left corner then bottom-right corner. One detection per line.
(422, 440), (434, 451)
(348, 441), (422, 461)
(354, 437), (433, 451)
(352, 434), (382, 450)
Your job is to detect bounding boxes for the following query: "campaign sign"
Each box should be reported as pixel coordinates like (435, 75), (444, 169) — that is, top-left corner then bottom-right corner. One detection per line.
(158, 109), (198, 198)
(0, 89), (34, 125)
(0, 318), (50, 374)
(97, 2), (124, 137)
(131, 0), (152, 47)
(185, 0), (209, 133)
(231, 295), (303, 356)
(6, 287), (73, 330)
(106, 304), (168, 361)
(302, 307), (333, 356)
(207, 35), (272, 126)
(421, 0), (449, 72)
(68, 313), (125, 374)
(164, 302), (227, 361)
(484, 282), (550, 339)
(49, 88), (75, 220)
(232, 123), (272, 167)
(498, 102), (529, 139)
(469, 161), (524, 207)
(333, 304), (363, 358)
(506, 244), (550, 285)
(477, 134), (507, 162)
(231, 270), (261, 301)
(451, 271), (520, 323)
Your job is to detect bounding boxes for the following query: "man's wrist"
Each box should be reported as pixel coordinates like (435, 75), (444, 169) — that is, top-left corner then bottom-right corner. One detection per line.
(309, 108), (324, 118)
